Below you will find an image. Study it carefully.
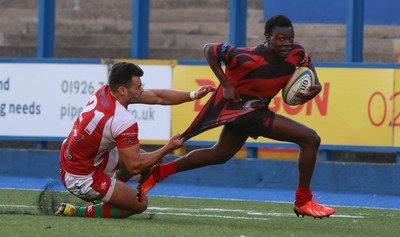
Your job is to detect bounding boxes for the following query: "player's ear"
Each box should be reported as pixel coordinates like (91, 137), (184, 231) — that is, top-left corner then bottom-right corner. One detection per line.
(117, 85), (127, 95)
(264, 33), (271, 42)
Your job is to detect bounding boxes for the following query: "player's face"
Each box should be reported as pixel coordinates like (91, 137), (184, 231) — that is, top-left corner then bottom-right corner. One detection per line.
(266, 26), (294, 58)
(126, 76), (144, 103)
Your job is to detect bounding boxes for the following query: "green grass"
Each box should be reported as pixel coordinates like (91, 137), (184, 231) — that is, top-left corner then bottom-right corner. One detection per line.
(1, 189), (400, 237)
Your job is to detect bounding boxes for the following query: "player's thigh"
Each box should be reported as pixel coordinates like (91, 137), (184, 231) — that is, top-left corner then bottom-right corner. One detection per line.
(108, 180), (147, 213)
(212, 126), (248, 156)
(266, 113), (319, 144)
(61, 170), (115, 202)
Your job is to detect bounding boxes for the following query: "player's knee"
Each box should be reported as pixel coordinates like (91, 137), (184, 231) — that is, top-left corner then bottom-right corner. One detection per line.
(131, 204), (147, 214)
(135, 207), (147, 214)
(304, 129), (320, 148)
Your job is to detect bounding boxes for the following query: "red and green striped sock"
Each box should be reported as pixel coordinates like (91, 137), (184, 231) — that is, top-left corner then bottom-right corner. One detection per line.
(112, 161), (177, 184)
(112, 169), (133, 182)
(75, 202), (132, 218)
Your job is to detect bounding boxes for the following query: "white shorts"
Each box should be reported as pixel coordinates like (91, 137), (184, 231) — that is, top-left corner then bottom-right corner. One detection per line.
(60, 145), (119, 202)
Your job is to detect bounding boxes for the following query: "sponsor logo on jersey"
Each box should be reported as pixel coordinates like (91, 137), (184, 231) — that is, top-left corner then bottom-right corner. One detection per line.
(101, 182), (107, 190)
(121, 132), (138, 137)
(72, 127), (85, 141)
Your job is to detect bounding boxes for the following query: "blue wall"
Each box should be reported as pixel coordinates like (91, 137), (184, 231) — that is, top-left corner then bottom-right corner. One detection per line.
(1, 149), (399, 196)
(264, 0), (400, 25)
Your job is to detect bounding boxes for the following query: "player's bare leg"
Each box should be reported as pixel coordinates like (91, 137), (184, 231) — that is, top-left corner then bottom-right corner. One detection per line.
(175, 127), (248, 171)
(57, 180), (147, 218)
(266, 114), (334, 218)
(137, 127), (247, 200)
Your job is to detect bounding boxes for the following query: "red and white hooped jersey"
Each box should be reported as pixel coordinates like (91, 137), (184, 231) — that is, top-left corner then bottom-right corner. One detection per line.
(61, 85), (139, 175)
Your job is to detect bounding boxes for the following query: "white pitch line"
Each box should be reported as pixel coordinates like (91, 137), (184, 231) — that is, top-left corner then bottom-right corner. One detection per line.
(147, 211), (270, 221)
(147, 207), (364, 219)
(0, 204), (364, 219)
(0, 204), (37, 209)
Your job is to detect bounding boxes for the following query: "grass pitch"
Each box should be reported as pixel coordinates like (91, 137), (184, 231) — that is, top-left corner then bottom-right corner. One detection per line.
(0, 188), (399, 237)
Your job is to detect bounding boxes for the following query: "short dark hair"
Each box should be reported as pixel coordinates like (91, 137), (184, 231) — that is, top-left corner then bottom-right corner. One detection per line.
(108, 62), (144, 92)
(264, 14), (293, 36)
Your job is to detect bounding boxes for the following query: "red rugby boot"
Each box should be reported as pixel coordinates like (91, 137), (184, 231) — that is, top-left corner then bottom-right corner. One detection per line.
(137, 167), (157, 202)
(293, 196), (335, 219)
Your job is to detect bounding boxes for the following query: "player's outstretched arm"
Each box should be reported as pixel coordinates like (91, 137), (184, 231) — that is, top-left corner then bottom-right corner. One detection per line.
(139, 86), (215, 105)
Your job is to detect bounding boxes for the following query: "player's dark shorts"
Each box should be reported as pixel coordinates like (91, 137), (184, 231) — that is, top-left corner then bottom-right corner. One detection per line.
(226, 106), (275, 139)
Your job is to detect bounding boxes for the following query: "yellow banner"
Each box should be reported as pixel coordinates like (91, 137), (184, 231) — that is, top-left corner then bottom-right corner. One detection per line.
(303, 67), (394, 146)
(394, 69), (400, 146)
(172, 65), (222, 140)
(172, 65), (396, 146)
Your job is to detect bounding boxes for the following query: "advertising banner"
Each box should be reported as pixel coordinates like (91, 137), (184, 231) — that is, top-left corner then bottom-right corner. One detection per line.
(172, 65), (396, 146)
(127, 64), (173, 141)
(394, 69), (400, 147)
(0, 63), (172, 141)
(1, 62), (397, 147)
(172, 65), (222, 141)
(306, 67), (394, 146)
(0, 63), (107, 138)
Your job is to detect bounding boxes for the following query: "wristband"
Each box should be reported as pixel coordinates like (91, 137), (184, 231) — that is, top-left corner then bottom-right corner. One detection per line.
(189, 91), (197, 100)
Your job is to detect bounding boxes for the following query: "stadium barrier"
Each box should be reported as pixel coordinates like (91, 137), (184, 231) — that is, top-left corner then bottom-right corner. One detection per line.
(172, 61), (400, 163)
(1, 59), (400, 195)
(1, 148), (399, 195)
(183, 141), (400, 164)
(0, 59), (400, 163)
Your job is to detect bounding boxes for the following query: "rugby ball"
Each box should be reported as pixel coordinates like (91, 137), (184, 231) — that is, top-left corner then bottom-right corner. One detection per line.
(282, 67), (315, 106)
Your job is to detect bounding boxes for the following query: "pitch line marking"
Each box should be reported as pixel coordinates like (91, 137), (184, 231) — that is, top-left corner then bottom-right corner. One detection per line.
(148, 211), (270, 221)
(147, 206), (364, 218)
(0, 204), (37, 209)
(0, 204), (364, 219)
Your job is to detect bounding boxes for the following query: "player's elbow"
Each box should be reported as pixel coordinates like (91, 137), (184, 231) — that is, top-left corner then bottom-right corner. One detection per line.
(203, 43), (216, 58)
(123, 157), (143, 175)
(203, 43), (213, 52)
(124, 163), (143, 175)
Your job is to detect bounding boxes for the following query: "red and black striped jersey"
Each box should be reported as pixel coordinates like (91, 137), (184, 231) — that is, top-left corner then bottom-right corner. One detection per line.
(214, 43), (312, 99)
(181, 43), (312, 140)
